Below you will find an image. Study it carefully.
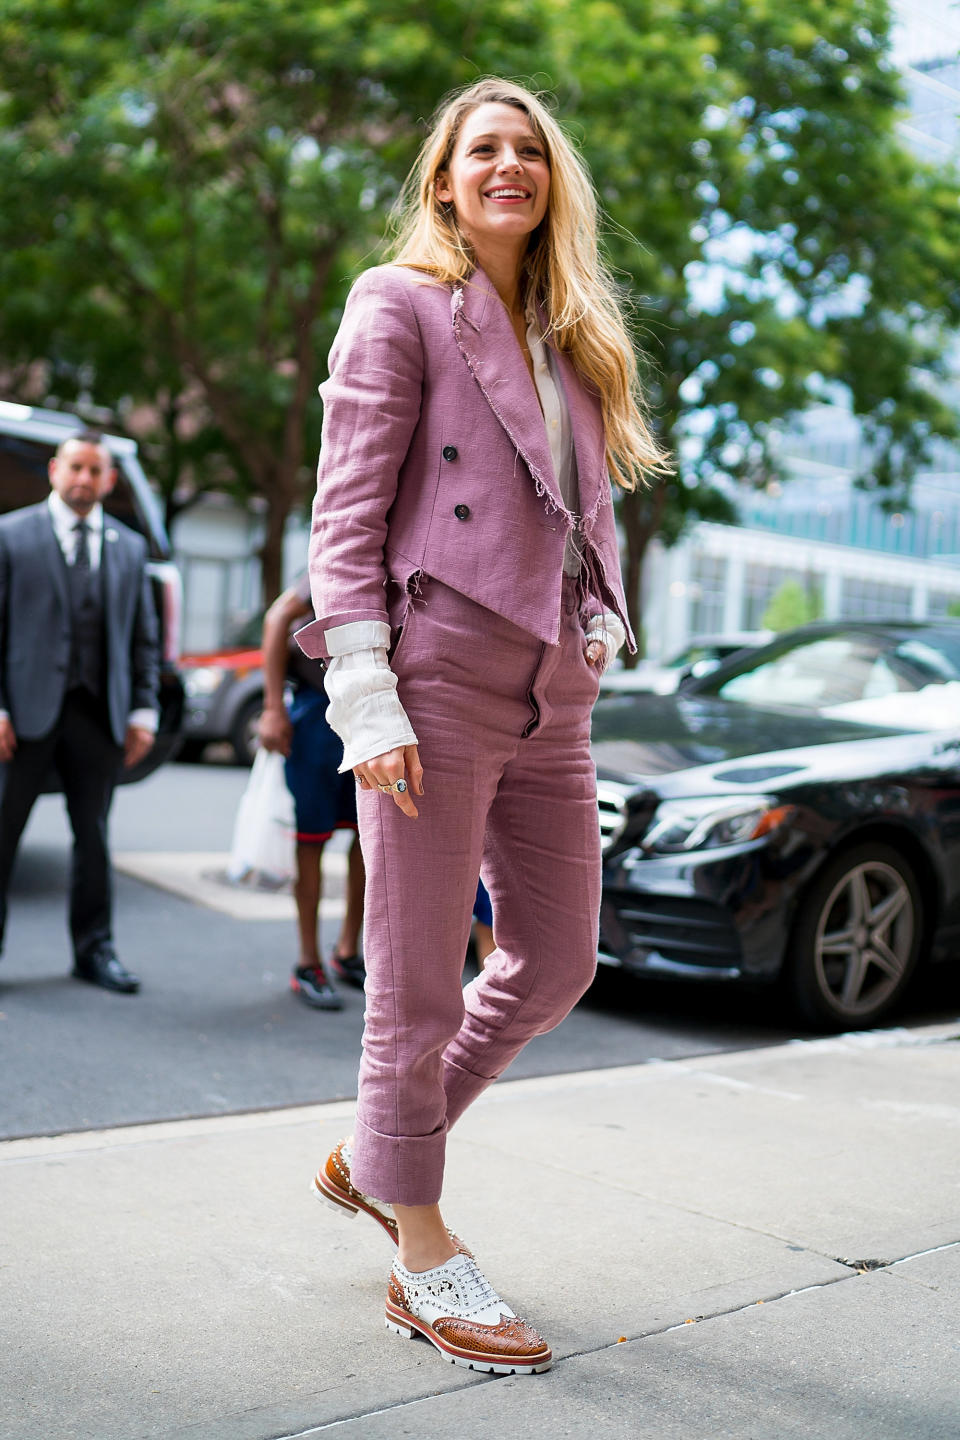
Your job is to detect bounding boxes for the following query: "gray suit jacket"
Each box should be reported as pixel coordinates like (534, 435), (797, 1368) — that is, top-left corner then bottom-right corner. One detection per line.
(0, 502), (160, 746)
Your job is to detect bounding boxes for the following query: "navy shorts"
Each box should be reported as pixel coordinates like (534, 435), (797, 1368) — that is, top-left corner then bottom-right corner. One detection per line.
(473, 877), (493, 927)
(284, 687), (358, 842)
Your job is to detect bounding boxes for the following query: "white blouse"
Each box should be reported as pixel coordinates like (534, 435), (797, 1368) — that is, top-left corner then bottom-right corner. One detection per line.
(524, 312), (583, 576)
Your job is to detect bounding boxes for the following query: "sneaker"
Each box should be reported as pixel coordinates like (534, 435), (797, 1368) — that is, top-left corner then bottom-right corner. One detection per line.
(311, 1139), (473, 1256)
(385, 1254), (552, 1374)
(329, 951), (366, 989)
(290, 965), (343, 1011)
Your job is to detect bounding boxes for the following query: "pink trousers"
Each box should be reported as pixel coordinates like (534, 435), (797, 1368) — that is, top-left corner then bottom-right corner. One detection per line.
(350, 576), (601, 1206)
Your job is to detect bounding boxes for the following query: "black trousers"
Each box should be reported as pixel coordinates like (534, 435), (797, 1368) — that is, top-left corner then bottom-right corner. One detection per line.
(0, 689), (123, 964)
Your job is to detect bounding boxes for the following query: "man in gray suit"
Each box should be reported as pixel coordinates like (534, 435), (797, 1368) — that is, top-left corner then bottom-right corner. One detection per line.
(0, 432), (160, 992)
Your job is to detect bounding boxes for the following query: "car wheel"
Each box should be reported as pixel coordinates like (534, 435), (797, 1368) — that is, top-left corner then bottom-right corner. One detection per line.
(786, 841), (923, 1031)
(230, 695), (264, 767)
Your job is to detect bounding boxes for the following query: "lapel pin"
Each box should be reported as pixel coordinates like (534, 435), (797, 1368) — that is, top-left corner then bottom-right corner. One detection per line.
(105, 528), (119, 542)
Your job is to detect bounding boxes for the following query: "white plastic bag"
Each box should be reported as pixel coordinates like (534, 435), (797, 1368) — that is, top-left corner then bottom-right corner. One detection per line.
(227, 749), (296, 886)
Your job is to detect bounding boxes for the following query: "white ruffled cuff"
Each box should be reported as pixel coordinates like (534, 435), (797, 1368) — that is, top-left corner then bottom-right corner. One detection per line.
(323, 624), (418, 773)
(583, 611), (627, 668)
(325, 620), (393, 656)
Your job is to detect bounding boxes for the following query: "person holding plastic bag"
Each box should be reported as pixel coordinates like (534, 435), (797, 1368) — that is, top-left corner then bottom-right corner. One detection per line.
(257, 576), (365, 1012)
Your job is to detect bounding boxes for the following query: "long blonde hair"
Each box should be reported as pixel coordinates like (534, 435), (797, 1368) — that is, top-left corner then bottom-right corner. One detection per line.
(390, 77), (671, 491)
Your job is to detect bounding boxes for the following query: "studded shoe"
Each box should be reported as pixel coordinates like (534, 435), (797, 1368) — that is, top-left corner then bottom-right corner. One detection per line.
(311, 1140), (474, 1257)
(385, 1254), (552, 1374)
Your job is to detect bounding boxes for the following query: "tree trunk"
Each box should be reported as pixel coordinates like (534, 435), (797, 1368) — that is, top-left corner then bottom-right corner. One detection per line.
(256, 241), (337, 605)
(259, 472), (297, 605)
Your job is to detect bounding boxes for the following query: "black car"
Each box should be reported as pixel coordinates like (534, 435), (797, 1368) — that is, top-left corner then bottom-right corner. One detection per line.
(0, 401), (184, 782)
(594, 620), (960, 1030)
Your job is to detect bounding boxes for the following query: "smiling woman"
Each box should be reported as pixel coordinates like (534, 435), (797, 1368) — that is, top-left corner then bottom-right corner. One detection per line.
(294, 75), (670, 1377)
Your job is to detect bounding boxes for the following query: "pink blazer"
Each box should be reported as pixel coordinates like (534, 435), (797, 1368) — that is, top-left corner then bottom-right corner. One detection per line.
(296, 264), (634, 660)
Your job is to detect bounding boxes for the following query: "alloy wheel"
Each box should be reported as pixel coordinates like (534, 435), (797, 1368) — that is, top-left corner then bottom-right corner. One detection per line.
(813, 860), (915, 1022)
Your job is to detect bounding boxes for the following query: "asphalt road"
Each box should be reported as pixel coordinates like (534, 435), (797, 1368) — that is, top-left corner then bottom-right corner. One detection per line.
(2, 758), (958, 1140)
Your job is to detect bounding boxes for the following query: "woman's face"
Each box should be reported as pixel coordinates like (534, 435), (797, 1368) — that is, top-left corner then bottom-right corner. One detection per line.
(435, 101), (550, 258)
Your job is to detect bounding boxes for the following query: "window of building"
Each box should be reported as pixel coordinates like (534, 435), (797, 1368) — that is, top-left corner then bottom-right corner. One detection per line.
(840, 577), (913, 619)
(927, 590), (960, 619)
(688, 552), (727, 636)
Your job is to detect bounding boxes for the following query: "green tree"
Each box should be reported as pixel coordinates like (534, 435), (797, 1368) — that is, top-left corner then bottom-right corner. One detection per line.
(761, 578), (822, 631)
(552, 0), (960, 656)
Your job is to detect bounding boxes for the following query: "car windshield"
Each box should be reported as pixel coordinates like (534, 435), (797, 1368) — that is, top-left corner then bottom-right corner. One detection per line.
(706, 630), (960, 711)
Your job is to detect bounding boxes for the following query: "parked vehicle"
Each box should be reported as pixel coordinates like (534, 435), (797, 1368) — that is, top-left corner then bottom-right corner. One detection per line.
(594, 620), (960, 1030)
(180, 613), (264, 765)
(599, 632), (772, 696)
(0, 401), (184, 784)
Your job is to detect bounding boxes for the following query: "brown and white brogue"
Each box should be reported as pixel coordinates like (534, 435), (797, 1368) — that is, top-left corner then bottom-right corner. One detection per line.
(385, 1254), (552, 1375)
(311, 1139), (473, 1257)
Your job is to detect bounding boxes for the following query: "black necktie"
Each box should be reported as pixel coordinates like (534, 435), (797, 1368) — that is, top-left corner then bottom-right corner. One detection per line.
(73, 519), (91, 572)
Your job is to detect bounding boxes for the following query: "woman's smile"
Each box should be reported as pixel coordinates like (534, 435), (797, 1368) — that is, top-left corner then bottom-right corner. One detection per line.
(483, 185), (533, 203)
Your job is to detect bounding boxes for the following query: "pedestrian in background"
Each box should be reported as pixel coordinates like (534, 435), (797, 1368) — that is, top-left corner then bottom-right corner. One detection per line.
(0, 432), (159, 992)
(471, 877), (496, 968)
(257, 577), (365, 1010)
(298, 76), (669, 1373)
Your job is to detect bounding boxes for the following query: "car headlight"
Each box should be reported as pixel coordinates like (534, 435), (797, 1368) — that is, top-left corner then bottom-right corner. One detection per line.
(183, 665), (226, 698)
(642, 795), (795, 854)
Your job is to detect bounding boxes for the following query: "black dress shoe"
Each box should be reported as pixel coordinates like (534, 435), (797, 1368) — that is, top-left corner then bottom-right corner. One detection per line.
(73, 951), (141, 994)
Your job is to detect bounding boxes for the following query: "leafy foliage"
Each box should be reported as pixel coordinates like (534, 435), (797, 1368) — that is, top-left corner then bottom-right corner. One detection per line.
(761, 578), (823, 631)
(0, 0), (549, 594)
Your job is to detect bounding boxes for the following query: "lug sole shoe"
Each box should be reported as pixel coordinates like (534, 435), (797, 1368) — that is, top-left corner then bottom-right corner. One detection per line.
(290, 965), (343, 1010)
(311, 1139), (473, 1257)
(385, 1254), (552, 1375)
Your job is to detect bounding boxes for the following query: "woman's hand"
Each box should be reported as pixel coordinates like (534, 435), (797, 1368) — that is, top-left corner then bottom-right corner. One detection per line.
(354, 743), (424, 818)
(584, 638), (607, 669)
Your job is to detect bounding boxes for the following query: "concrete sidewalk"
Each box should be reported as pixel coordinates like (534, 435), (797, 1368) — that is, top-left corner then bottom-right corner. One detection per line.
(3, 1023), (959, 1440)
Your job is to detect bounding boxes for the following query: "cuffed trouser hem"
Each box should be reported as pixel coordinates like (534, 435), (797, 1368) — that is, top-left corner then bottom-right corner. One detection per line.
(351, 1116), (447, 1207)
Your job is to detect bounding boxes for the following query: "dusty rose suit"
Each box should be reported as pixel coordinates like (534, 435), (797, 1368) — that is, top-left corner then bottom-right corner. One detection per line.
(299, 264), (633, 1205)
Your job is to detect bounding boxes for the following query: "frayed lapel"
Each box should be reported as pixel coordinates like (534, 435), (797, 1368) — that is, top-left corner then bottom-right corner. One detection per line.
(549, 343), (609, 532)
(451, 270), (569, 520)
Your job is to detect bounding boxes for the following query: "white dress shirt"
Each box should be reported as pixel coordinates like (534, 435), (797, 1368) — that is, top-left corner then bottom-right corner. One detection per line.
(0, 494), (158, 735)
(48, 489), (106, 569)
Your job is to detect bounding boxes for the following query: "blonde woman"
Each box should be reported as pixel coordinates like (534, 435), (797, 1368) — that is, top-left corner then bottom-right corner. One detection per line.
(297, 76), (668, 1374)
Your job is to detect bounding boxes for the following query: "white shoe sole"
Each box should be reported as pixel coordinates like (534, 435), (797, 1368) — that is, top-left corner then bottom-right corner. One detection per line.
(310, 1171), (399, 1241)
(385, 1301), (552, 1375)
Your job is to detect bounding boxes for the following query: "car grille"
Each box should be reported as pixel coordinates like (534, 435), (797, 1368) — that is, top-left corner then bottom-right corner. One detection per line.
(600, 892), (742, 973)
(597, 781), (631, 850)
